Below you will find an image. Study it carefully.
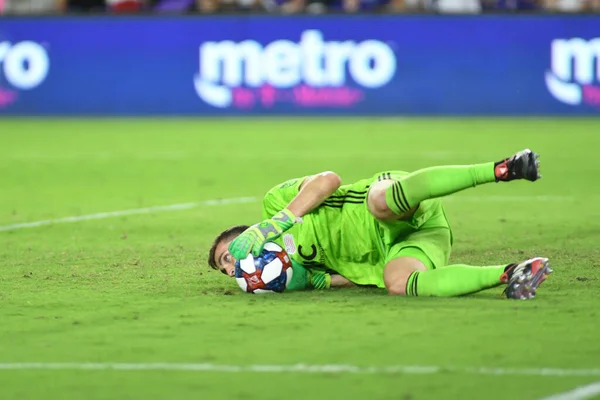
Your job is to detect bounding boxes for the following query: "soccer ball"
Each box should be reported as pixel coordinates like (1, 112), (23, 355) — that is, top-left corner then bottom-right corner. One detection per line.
(235, 242), (293, 294)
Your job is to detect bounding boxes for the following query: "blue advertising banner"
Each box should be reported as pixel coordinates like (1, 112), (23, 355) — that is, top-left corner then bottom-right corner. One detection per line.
(0, 15), (599, 115)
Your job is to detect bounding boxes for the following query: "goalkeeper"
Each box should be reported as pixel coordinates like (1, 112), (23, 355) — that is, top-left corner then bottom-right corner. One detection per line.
(208, 149), (552, 299)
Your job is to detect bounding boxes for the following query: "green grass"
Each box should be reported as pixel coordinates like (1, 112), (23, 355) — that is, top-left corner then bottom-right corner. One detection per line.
(0, 118), (599, 400)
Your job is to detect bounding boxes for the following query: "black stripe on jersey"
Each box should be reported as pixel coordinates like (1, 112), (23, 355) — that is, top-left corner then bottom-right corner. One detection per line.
(323, 199), (365, 205)
(329, 189), (369, 196)
(326, 195), (366, 201)
(323, 187), (369, 206)
(322, 203), (345, 208)
(325, 194), (366, 202)
(324, 202), (365, 207)
(325, 197), (365, 201)
(322, 202), (364, 208)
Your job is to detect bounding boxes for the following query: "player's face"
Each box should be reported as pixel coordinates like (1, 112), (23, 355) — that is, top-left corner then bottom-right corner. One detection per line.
(214, 238), (237, 278)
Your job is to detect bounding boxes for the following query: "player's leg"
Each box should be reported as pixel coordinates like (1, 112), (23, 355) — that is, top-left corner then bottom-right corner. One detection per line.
(369, 149), (541, 221)
(383, 226), (507, 296)
(380, 211), (553, 299)
(384, 244), (553, 299)
(384, 253), (506, 296)
(383, 255), (427, 295)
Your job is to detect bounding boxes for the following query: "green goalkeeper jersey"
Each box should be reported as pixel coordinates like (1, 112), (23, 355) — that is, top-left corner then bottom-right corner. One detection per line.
(262, 172), (413, 287)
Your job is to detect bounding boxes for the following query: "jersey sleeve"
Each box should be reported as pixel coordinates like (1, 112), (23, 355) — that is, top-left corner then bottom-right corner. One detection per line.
(261, 176), (308, 219)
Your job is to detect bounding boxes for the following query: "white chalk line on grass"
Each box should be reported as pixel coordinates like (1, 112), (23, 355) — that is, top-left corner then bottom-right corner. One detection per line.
(0, 195), (574, 233)
(540, 381), (600, 400)
(0, 363), (599, 377)
(0, 197), (258, 232)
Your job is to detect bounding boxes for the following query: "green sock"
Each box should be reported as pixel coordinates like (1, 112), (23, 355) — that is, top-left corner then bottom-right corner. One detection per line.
(385, 163), (496, 214)
(405, 265), (506, 297)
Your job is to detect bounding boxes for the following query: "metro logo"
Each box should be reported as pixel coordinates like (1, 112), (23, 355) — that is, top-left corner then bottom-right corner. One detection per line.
(545, 38), (600, 107)
(0, 41), (49, 108)
(193, 30), (397, 109)
(0, 41), (49, 90)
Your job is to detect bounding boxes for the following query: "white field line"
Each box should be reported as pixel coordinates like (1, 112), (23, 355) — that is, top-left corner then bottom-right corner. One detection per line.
(0, 197), (258, 232)
(0, 194), (575, 233)
(540, 381), (600, 400)
(0, 363), (598, 377)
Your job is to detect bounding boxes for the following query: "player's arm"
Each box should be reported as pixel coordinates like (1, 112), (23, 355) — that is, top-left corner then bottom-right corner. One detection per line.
(286, 171), (342, 219)
(229, 171), (342, 259)
(330, 274), (355, 288)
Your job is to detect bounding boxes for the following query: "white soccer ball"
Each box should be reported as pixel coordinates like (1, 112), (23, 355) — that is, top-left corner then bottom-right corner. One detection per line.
(235, 242), (293, 294)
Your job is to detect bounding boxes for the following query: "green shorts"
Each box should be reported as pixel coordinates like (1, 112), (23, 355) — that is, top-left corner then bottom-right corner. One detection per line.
(377, 198), (453, 271)
(316, 170), (454, 288)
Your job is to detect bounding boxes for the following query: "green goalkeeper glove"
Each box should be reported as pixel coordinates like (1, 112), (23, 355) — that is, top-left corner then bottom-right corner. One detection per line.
(229, 208), (297, 260)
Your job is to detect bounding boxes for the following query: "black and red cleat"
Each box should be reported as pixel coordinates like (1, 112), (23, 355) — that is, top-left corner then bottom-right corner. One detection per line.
(501, 257), (553, 300)
(495, 149), (541, 182)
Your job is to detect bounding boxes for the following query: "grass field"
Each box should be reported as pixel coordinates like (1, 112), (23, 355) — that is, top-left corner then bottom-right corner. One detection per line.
(1, 117), (599, 400)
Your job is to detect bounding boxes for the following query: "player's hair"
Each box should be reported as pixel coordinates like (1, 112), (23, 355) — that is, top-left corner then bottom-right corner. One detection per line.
(208, 225), (250, 271)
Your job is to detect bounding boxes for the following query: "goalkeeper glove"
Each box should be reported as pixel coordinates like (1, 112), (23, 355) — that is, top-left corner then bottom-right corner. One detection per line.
(228, 208), (298, 260)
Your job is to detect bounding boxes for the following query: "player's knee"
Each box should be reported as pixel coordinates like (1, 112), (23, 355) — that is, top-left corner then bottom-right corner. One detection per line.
(367, 181), (395, 221)
(368, 180), (420, 221)
(384, 257), (426, 296)
(386, 281), (408, 296)
(384, 267), (410, 296)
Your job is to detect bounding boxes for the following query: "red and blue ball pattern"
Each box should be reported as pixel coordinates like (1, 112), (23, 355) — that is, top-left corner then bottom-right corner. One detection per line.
(235, 242), (293, 294)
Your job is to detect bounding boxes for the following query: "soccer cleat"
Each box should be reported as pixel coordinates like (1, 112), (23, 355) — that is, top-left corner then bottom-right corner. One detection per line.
(501, 257), (553, 300)
(494, 149), (541, 182)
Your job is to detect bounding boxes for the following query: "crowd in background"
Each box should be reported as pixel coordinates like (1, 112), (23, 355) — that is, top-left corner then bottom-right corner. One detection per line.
(1, 0), (599, 16)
